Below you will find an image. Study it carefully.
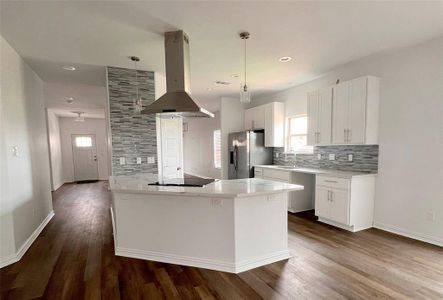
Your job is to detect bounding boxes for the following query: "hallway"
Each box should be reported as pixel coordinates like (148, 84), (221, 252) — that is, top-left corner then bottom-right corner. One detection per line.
(0, 181), (442, 299)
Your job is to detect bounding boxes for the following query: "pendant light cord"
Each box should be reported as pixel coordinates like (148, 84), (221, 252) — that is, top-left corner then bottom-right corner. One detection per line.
(134, 60), (139, 99)
(244, 37), (247, 88)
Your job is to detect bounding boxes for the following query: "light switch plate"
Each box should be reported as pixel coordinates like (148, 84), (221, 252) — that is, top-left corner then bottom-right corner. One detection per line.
(119, 157), (125, 165)
(147, 157), (156, 164)
(136, 157), (142, 164)
(328, 154), (335, 160)
(347, 154), (353, 162)
(317, 154), (322, 160)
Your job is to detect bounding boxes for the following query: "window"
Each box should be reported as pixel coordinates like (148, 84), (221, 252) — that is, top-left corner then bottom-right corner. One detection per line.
(213, 129), (221, 169)
(75, 136), (92, 147)
(287, 115), (313, 153)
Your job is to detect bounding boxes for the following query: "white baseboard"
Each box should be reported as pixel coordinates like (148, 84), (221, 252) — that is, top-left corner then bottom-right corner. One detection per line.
(0, 210), (55, 269)
(52, 181), (64, 191)
(318, 217), (357, 232)
(116, 247), (290, 273)
(373, 222), (442, 247)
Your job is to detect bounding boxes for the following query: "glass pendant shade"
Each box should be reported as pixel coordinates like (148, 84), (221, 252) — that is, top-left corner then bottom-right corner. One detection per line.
(240, 83), (251, 103)
(134, 97), (143, 113)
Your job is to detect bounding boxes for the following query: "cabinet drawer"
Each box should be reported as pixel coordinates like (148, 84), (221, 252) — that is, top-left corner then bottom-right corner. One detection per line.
(316, 176), (349, 190)
(263, 169), (291, 182)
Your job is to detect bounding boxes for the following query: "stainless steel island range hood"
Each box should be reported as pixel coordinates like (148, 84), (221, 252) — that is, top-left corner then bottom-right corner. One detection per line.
(141, 31), (214, 118)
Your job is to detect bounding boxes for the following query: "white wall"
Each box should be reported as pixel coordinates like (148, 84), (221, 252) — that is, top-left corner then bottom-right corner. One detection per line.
(183, 112), (221, 179)
(0, 36), (53, 266)
(220, 97), (245, 179)
(59, 117), (110, 182)
(46, 110), (64, 191)
(252, 37), (443, 245)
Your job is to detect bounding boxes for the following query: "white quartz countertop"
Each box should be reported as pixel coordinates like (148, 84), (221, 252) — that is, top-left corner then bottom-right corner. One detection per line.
(109, 176), (304, 198)
(254, 165), (377, 178)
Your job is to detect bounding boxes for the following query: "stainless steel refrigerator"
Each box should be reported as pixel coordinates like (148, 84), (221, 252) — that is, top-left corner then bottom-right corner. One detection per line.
(228, 130), (273, 179)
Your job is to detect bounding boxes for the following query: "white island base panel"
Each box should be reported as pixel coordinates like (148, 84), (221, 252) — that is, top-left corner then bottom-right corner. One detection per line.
(111, 191), (290, 273)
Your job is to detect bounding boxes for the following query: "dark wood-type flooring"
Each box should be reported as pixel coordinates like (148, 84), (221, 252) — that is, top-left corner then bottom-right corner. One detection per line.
(1, 181), (442, 299)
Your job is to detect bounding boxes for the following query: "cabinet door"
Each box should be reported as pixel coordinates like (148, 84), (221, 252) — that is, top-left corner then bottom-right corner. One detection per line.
(318, 87), (332, 145)
(332, 82), (349, 144)
(254, 105), (266, 129)
(315, 187), (330, 218)
(348, 77), (367, 144)
(244, 108), (254, 130)
(307, 91), (319, 146)
(329, 189), (349, 224)
(264, 103), (274, 147)
(265, 102), (284, 147)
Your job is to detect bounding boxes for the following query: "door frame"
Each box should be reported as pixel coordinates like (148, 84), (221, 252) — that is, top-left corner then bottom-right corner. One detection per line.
(71, 133), (99, 182)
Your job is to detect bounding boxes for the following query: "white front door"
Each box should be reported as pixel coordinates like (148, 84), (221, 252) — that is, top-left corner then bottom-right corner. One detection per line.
(157, 117), (184, 180)
(71, 134), (98, 181)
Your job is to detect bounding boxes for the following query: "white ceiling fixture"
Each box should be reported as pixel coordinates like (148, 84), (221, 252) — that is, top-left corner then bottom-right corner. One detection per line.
(62, 66), (76, 71)
(279, 56), (292, 63)
(239, 31), (250, 104)
(130, 56), (143, 114)
(73, 111), (85, 122)
(66, 97), (74, 104)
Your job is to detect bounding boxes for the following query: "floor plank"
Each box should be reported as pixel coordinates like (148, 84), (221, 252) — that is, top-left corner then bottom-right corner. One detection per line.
(0, 181), (442, 299)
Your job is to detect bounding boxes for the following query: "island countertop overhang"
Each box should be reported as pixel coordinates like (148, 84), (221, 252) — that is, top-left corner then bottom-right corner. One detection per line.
(109, 176), (304, 198)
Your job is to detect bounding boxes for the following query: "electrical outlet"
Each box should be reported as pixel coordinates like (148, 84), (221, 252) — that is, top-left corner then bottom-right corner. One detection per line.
(328, 154), (335, 160)
(119, 157), (125, 165)
(147, 157), (156, 164)
(317, 154), (322, 160)
(275, 152), (280, 158)
(136, 157), (142, 164)
(348, 154), (353, 162)
(426, 211), (436, 222)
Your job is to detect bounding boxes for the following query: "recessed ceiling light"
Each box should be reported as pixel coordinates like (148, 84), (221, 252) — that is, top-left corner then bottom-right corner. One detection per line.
(230, 74), (239, 78)
(215, 81), (231, 85)
(66, 97), (74, 104)
(63, 66), (76, 71)
(279, 57), (292, 63)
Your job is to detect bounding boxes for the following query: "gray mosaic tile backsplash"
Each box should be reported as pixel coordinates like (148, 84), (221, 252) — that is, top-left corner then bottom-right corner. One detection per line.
(273, 145), (379, 173)
(107, 66), (158, 176)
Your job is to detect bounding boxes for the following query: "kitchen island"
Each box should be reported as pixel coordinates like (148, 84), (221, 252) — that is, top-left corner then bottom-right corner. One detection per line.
(109, 176), (303, 273)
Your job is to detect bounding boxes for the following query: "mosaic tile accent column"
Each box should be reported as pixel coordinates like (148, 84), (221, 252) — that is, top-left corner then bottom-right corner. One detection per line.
(107, 66), (158, 175)
(273, 145), (379, 173)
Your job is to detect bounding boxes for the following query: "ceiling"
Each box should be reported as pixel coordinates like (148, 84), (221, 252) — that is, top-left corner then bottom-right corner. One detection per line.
(1, 1), (442, 114)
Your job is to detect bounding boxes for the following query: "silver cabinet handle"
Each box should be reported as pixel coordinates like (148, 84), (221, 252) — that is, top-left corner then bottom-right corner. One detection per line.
(318, 132), (321, 143)
(344, 129), (347, 143)
(348, 129), (351, 142)
(252, 120), (255, 129)
(330, 191), (333, 202)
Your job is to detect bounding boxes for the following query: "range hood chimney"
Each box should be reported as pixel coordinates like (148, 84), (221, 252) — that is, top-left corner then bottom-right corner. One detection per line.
(141, 31), (214, 118)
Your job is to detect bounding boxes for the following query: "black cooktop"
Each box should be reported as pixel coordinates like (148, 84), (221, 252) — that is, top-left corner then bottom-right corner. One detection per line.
(148, 178), (216, 187)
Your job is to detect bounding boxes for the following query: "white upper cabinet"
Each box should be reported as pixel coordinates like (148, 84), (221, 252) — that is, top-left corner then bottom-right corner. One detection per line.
(332, 76), (380, 145)
(244, 102), (284, 147)
(307, 87), (332, 145)
(264, 102), (285, 147)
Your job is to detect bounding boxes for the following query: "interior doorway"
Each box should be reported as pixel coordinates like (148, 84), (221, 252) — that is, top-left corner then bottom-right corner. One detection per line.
(156, 117), (184, 180)
(71, 134), (99, 182)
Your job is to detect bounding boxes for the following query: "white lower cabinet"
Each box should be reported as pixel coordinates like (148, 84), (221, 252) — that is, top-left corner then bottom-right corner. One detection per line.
(315, 175), (375, 232)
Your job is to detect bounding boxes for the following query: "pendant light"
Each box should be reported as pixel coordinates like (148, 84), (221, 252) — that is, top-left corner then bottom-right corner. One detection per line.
(131, 56), (143, 114)
(239, 32), (251, 103)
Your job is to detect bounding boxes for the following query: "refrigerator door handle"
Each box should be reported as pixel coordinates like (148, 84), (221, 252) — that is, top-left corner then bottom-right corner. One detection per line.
(233, 145), (238, 171)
